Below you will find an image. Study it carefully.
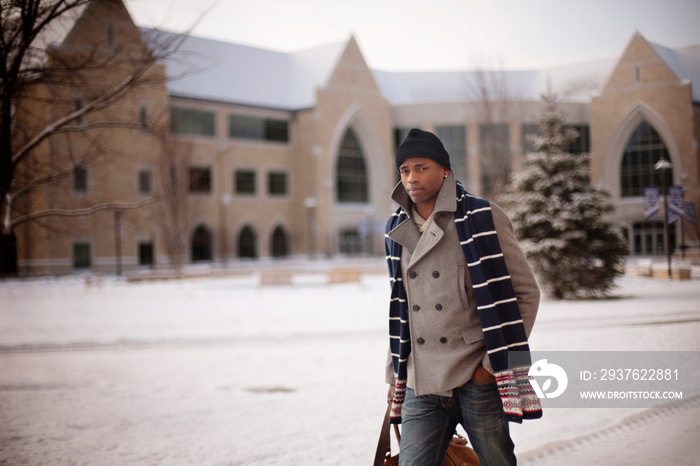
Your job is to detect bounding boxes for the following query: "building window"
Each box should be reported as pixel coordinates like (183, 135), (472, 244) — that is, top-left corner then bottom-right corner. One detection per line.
(620, 121), (671, 198)
(238, 225), (257, 258)
(73, 242), (91, 269)
(189, 167), (211, 193)
(235, 170), (256, 194)
(138, 105), (148, 128)
(74, 97), (85, 126)
(339, 228), (362, 255)
(632, 221), (675, 256)
(138, 241), (154, 267)
(138, 170), (152, 194)
(336, 128), (368, 203)
(171, 108), (215, 136)
(229, 115), (289, 142)
(191, 225), (213, 262)
(480, 124), (511, 198)
(74, 165), (88, 193)
(271, 225), (289, 258)
(267, 171), (288, 196)
(436, 126), (467, 183)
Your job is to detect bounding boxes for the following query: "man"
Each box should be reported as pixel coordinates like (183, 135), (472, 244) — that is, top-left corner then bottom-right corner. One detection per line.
(384, 128), (541, 466)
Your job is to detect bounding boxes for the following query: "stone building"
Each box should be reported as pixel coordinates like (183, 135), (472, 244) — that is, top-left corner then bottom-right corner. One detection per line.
(12, 0), (700, 275)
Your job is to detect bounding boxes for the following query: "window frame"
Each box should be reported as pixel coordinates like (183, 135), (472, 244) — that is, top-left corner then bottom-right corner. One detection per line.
(138, 169), (152, 195)
(336, 128), (369, 204)
(228, 114), (289, 143)
(267, 171), (288, 197)
(188, 166), (212, 194)
(73, 242), (91, 269)
(171, 107), (216, 137)
(235, 169), (257, 195)
(73, 165), (88, 193)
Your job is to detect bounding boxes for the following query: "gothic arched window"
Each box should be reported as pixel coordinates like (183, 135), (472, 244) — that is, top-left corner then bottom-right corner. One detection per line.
(621, 121), (671, 197)
(336, 128), (368, 203)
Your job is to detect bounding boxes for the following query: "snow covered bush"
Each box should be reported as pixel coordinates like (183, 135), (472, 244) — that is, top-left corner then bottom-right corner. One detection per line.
(499, 88), (628, 299)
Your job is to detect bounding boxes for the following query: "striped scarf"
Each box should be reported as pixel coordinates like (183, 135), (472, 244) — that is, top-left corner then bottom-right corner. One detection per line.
(384, 182), (542, 424)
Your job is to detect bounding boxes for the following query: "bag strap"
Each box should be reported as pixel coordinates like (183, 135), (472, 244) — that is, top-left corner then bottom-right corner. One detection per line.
(373, 404), (393, 466)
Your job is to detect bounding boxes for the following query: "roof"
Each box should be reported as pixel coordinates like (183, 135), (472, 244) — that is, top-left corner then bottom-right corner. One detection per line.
(146, 29), (699, 110)
(25, 2), (89, 69)
(649, 43), (700, 102)
(372, 59), (617, 106)
(150, 29), (346, 110)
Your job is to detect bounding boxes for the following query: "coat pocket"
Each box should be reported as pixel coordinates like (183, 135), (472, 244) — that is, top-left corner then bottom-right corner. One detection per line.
(460, 324), (485, 345)
(457, 265), (471, 310)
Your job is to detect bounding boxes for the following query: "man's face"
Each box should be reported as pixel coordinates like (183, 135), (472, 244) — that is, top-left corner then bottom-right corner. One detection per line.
(399, 157), (449, 207)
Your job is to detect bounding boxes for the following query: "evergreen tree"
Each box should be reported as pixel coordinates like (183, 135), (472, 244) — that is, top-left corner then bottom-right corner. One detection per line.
(500, 88), (628, 299)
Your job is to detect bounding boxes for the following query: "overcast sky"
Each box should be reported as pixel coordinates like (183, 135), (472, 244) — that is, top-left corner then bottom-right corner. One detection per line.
(125, 0), (700, 71)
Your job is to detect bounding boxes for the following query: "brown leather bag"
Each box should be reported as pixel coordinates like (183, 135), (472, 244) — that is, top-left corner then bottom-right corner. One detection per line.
(373, 405), (481, 466)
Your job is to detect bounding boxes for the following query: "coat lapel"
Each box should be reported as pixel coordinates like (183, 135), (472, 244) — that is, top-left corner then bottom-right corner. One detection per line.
(406, 220), (444, 269)
(387, 172), (458, 268)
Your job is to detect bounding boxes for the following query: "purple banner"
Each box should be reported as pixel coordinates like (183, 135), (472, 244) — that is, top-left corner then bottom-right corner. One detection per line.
(685, 202), (695, 225)
(668, 186), (685, 225)
(644, 186), (660, 220)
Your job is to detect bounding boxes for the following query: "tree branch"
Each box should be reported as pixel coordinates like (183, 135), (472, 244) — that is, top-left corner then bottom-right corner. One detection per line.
(10, 196), (159, 228)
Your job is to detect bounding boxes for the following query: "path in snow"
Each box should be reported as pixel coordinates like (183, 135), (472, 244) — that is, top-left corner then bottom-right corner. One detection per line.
(0, 271), (698, 465)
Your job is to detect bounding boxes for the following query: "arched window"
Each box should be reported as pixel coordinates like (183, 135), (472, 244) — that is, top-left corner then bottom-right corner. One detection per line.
(271, 225), (289, 258)
(336, 128), (368, 203)
(191, 225), (213, 262)
(238, 225), (257, 259)
(621, 121), (671, 197)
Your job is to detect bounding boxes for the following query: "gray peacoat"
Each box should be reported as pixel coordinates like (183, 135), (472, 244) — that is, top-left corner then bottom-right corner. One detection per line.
(385, 171), (540, 397)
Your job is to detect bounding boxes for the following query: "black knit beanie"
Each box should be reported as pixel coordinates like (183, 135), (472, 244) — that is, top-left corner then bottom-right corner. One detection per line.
(395, 128), (451, 170)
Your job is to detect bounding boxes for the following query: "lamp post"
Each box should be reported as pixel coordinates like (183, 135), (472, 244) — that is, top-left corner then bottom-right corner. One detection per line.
(304, 197), (317, 259)
(654, 157), (672, 279)
(114, 209), (123, 277)
(220, 193), (232, 267)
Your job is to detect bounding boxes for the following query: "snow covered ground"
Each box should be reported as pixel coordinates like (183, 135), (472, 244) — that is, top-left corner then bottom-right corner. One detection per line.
(1, 263), (699, 465)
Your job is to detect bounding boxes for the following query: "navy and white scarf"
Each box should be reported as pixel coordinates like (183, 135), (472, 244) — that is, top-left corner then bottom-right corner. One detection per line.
(384, 182), (542, 424)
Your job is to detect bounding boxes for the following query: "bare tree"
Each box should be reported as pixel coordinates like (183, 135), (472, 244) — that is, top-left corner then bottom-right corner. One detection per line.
(153, 130), (190, 277)
(0, 0), (198, 275)
(466, 54), (523, 200)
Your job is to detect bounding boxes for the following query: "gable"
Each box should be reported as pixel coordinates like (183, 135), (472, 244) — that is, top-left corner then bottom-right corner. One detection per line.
(61, 0), (145, 54)
(325, 36), (381, 95)
(602, 32), (681, 94)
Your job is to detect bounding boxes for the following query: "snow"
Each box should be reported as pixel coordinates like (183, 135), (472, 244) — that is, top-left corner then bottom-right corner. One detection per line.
(152, 29), (346, 110)
(1, 264), (699, 465)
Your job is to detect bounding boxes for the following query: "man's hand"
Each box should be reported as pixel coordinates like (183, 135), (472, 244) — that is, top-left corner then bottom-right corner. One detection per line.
(387, 384), (395, 404)
(470, 364), (496, 384)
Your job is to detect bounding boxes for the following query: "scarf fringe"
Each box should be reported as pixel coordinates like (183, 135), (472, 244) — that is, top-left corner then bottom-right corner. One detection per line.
(389, 379), (406, 424)
(496, 366), (543, 423)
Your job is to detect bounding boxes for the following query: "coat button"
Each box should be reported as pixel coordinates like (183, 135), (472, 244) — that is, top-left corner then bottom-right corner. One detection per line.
(432, 271), (440, 278)
(417, 337), (425, 345)
(412, 304), (420, 311)
(439, 337), (447, 344)
(435, 303), (443, 311)
(409, 271), (417, 279)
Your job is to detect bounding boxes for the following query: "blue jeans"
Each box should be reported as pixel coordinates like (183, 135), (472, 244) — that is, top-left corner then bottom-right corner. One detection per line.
(398, 382), (516, 466)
